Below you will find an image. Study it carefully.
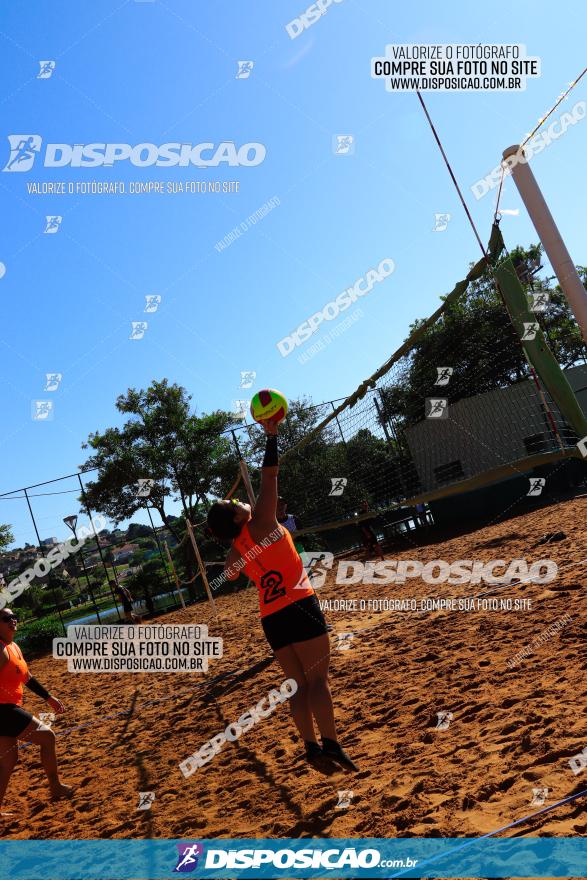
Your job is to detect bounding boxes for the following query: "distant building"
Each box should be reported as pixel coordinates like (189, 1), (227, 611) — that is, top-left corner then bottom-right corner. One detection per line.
(40, 537), (58, 547)
(112, 543), (140, 564)
(405, 364), (587, 494)
(81, 551), (101, 567)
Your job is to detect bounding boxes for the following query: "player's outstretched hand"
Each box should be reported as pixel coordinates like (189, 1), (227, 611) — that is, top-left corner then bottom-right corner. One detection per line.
(260, 418), (278, 436)
(47, 695), (66, 714)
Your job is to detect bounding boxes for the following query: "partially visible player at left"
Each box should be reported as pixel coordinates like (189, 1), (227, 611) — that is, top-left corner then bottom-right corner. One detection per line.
(0, 608), (72, 815)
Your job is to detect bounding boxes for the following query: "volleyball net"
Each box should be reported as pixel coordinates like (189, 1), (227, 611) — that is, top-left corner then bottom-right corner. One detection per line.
(3, 225), (587, 622)
(229, 223), (587, 540)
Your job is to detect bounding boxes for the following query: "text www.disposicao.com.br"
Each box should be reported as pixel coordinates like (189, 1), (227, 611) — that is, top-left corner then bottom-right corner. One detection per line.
(69, 657), (203, 672)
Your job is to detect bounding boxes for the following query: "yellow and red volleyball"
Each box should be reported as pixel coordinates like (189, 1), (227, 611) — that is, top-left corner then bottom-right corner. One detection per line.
(250, 389), (288, 424)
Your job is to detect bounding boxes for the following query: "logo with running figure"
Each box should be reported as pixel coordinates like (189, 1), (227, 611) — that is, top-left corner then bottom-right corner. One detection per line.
(45, 373), (62, 392)
(299, 552), (334, 589)
(426, 397), (449, 419)
(174, 843), (203, 873)
(37, 61), (56, 79)
(333, 135), (355, 155)
(137, 791), (156, 810)
(530, 787), (548, 806)
(236, 61), (254, 79)
(44, 215), (62, 234)
(3, 135), (42, 172)
(436, 710), (453, 730)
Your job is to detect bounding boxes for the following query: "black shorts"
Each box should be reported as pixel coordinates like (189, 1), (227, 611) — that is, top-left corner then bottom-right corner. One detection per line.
(0, 703), (33, 737)
(262, 594), (328, 652)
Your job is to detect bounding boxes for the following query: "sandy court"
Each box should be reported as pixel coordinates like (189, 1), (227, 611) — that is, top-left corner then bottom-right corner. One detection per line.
(1, 496), (586, 845)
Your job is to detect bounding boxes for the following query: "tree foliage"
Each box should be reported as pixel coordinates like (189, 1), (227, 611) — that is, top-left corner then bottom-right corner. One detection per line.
(379, 244), (586, 428)
(72, 245), (586, 550)
(81, 379), (240, 536)
(0, 524), (14, 551)
(243, 402), (411, 523)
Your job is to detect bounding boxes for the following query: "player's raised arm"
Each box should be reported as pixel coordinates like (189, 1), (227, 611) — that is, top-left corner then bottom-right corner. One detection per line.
(251, 420), (279, 530)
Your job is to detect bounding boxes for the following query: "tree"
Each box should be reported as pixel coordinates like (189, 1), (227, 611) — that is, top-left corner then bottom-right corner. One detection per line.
(14, 585), (46, 615)
(126, 559), (167, 615)
(131, 548), (148, 567)
(378, 244), (587, 428)
(13, 572), (73, 616)
(0, 524), (14, 551)
(81, 380), (241, 537)
(242, 398), (345, 523)
(242, 400), (398, 526)
(127, 523), (152, 540)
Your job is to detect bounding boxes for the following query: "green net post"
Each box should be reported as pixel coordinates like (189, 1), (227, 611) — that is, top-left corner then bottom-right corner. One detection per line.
(494, 255), (587, 440)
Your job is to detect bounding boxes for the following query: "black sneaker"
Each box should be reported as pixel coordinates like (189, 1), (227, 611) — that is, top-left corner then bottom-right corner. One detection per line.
(321, 738), (359, 772)
(304, 741), (339, 772)
(305, 741), (320, 756)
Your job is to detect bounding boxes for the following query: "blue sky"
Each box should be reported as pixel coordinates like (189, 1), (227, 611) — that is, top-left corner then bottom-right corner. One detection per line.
(1, 0), (586, 547)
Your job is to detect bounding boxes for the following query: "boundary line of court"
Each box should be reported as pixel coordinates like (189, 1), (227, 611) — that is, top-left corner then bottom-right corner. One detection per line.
(388, 787), (587, 878)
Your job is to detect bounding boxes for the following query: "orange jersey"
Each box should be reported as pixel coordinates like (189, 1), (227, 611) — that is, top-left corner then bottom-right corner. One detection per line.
(0, 641), (29, 706)
(232, 523), (314, 618)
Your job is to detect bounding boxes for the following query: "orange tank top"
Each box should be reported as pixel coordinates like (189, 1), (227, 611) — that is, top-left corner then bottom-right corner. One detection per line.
(0, 641), (29, 706)
(232, 522), (314, 618)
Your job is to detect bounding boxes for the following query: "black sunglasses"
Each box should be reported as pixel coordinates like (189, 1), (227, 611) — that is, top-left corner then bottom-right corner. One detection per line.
(0, 614), (17, 623)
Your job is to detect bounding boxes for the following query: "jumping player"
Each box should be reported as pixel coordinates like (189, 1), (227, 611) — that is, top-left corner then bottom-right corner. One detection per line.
(0, 609), (72, 815)
(207, 421), (357, 771)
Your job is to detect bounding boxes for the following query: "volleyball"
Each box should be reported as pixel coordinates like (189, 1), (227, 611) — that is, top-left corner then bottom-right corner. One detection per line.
(250, 389), (288, 424)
